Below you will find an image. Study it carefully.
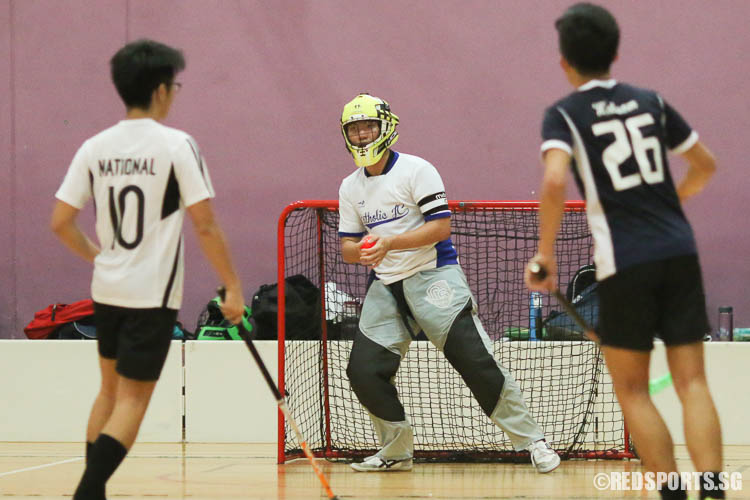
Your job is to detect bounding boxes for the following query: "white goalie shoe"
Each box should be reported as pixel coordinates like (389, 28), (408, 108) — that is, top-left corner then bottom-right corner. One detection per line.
(528, 440), (560, 473)
(350, 455), (413, 472)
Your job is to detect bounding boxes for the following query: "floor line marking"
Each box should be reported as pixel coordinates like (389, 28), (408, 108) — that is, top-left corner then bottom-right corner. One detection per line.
(0, 456), (82, 477)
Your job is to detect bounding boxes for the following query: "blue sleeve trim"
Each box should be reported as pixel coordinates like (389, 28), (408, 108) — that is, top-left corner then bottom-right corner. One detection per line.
(339, 231), (366, 238)
(424, 212), (451, 222)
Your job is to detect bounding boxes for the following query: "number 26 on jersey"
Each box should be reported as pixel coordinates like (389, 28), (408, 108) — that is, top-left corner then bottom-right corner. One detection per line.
(592, 112), (664, 191)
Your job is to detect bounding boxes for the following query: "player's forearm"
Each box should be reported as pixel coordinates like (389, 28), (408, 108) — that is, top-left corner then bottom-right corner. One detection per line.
(52, 223), (100, 263)
(538, 183), (565, 257)
(677, 166), (714, 202)
(385, 218), (451, 251)
(193, 223), (241, 292)
(677, 161), (716, 202)
(537, 150), (570, 257)
(50, 200), (99, 263)
(341, 239), (361, 264)
(677, 141), (716, 202)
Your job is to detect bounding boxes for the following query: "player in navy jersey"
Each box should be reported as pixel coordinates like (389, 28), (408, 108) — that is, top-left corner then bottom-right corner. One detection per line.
(525, 4), (721, 499)
(339, 93), (559, 473)
(51, 39), (244, 500)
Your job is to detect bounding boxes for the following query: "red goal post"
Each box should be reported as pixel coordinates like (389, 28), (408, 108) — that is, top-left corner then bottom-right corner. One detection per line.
(275, 200), (634, 464)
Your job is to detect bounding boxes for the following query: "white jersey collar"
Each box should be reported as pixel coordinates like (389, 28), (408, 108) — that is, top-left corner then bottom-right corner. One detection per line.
(364, 150), (399, 177)
(578, 79), (617, 92)
(118, 118), (158, 125)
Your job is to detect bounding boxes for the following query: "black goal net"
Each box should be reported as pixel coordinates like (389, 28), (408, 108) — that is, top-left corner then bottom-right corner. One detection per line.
(277, 201), (630, 463)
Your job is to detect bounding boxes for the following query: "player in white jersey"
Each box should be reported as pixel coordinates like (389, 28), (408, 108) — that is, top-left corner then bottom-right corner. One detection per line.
(338, 93), (559, 473)
(51, 39), (244, 500)
(525, 5), (721, 500)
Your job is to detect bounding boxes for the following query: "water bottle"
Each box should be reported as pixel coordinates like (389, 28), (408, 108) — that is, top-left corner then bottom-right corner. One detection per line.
(529, 292), (543, 341)
(717, 306), (734, 341)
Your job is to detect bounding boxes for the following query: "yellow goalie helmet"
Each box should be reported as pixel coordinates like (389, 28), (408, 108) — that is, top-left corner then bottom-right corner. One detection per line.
(341, 93), (399, 167)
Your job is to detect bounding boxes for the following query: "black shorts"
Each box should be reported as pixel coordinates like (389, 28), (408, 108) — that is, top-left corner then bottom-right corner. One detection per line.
(596, 254), (709, 351)
(94, 302), (178, 381)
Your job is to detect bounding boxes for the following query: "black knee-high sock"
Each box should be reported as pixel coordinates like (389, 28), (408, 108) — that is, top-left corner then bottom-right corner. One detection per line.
(700, 472), (726, 499)
(73, 434), (128, 500)
(86, 442), (93, 464)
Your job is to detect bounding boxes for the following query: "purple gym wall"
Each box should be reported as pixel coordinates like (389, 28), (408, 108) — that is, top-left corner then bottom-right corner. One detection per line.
(2, 3), (12, 334)
(2, 0), (748, 338)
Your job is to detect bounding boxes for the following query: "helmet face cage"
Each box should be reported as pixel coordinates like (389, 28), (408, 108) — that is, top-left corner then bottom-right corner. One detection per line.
(341, 94), (399, 167)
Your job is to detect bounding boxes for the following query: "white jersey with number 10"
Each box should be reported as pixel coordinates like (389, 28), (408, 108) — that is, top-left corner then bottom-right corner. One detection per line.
(55, 118), (214, 309)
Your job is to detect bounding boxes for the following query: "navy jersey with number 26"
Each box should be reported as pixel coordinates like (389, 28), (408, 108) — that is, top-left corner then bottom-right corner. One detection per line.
(541, 79), (699, 281)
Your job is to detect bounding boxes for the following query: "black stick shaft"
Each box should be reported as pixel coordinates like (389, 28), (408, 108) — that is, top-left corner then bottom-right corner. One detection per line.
(529, 262), (595, 332)
(216, 286), (339, 499)
(245, 334), (283, 401)
(551, 289), (594, 332)
(217, 287), (282, 400)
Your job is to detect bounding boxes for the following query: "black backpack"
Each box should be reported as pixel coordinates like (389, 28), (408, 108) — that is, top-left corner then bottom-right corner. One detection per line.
(565, 264), (596, 303)
(195, 296), (253, 341)
(543, 264), (599, 341)
(251, 274), (322, 340)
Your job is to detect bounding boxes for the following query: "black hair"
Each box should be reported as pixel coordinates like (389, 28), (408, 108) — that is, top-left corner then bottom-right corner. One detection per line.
(555, 3), (619, 76)
(110, 39), (185, 109)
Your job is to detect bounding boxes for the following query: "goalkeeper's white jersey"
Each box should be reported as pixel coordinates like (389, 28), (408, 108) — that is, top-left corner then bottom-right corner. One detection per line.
(338, 151), (457, 285)
(55, 118), (214, 309)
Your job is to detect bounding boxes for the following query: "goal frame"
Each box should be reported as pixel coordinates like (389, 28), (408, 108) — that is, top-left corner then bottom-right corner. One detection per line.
(275, 200), (634, 464)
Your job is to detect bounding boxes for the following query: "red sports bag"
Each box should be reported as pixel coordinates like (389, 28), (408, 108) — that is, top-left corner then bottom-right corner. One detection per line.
(24, 299), (95, 339)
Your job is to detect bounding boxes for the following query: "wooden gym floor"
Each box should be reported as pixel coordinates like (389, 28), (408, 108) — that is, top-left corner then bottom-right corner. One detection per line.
(1, 443), (748, 499)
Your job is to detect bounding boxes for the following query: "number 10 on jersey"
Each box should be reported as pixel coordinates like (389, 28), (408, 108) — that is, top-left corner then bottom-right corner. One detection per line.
(109, 185), (144, 249)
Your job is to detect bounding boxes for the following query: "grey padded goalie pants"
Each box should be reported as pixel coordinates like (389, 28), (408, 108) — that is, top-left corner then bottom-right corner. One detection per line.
(346, 265), (545, 461)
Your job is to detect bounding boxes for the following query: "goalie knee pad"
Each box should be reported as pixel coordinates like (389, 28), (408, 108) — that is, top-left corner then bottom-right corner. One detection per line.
(443, 301), (505, 416)
(347, 332), (406, 422)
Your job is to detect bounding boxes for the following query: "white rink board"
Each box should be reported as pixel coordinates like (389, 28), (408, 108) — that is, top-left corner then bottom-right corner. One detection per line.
(0, 339), (182, 442)
(184, 340), (278, 443)
(0, 340), (747, 445)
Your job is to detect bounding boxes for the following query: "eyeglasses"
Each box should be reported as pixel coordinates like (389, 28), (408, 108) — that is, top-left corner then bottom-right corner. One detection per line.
(171, 81), (183, 93)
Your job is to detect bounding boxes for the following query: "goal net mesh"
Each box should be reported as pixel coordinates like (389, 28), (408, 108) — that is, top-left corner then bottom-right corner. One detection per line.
(278, 201), (628, 462)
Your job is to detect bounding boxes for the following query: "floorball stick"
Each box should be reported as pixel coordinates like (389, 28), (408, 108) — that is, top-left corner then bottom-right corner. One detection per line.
(528, 263), (673, 395)
(217, 287), (340, 500)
